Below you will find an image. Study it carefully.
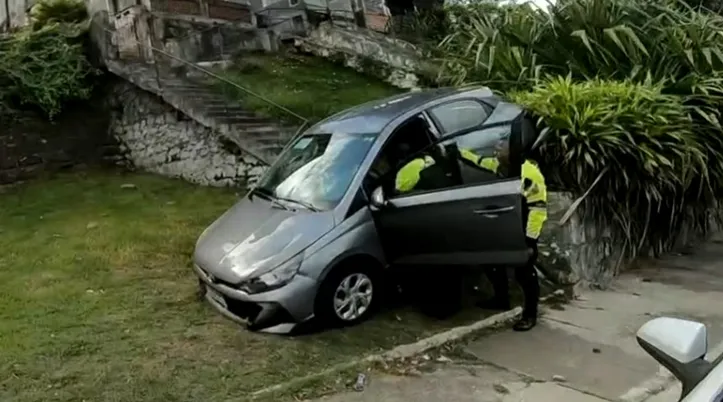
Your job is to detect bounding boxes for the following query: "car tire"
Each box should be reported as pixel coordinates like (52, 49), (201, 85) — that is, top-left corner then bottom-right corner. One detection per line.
(315, 262), (382, 328)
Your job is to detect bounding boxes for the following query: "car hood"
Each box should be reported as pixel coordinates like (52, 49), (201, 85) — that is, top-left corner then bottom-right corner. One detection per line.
(193, 195), (335, 285)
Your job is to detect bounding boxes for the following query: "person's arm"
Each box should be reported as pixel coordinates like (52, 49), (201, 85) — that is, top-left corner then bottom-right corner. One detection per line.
(395, 156), (435, 193)
(459, 148), (499, 173)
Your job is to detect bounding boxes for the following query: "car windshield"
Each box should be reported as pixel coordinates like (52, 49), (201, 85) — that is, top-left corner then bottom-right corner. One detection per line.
(255, 132), (378, 211)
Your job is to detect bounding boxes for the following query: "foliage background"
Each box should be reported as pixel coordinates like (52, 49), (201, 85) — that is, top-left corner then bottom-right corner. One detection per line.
(0, 0), (96, 119)
(414, 0), (723, 280)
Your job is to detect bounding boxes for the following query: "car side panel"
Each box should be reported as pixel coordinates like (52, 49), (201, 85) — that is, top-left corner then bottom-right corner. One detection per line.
(301, 206), (386, 284)
(378, 179), (527, 266)
(683, 358), (723, 401)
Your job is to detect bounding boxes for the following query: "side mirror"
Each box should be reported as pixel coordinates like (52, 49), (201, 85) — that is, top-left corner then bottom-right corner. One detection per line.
(637, 317), (713, 399)
(370, 186), (387, 209)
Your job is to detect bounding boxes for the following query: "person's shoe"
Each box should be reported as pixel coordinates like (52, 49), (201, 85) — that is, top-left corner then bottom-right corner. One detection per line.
(475, 298), (511, 311)
(513, 316), (537, 332)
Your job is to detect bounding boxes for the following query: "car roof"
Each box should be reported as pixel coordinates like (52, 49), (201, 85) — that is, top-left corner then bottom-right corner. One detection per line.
(307, 86), (497, 135)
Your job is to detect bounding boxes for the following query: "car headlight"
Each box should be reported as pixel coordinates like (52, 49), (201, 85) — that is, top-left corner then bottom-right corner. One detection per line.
(240, 254), (303, 294)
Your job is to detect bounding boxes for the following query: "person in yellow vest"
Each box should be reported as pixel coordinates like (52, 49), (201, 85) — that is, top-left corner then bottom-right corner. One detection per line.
(466, 139), (547, 331)
(394, 139), (547, 331)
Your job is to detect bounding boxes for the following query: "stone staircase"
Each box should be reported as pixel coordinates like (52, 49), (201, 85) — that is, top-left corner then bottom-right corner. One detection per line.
(106, 59), (301, 165)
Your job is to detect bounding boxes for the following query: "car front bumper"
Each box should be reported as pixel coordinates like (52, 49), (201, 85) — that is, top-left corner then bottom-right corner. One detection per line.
(193, 264), (318, 333)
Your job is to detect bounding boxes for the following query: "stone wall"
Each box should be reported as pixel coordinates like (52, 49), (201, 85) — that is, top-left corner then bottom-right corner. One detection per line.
(1, 0), (32, 31)
(108, 81), (266, 186)
(539, 193), (611, 289)
(539, 192), (721, 290)
(296, 21), (436, 89)
(0, 96), (122, 185)
(154, 16), (260, 65)
(146, 0), (254, 23)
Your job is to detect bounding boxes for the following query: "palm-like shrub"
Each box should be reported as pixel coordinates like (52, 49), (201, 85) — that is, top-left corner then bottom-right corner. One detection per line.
(437, 0), (723, 266)
(511, 77), (711, 261)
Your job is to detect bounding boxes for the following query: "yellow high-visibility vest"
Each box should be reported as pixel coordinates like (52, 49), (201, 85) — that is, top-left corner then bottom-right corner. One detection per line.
(394, 155), (436, 193)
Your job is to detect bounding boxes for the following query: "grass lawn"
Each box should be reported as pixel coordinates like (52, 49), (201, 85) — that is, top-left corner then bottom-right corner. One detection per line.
(0, 171), (489, 402)
(212, 52), (404, 124)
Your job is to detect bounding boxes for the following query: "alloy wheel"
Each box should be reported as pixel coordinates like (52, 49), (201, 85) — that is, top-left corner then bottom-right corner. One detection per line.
(333, 273), (373, 321)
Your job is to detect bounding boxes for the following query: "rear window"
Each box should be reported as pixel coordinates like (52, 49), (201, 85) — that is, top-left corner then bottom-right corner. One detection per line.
(429, 100), (489, 133)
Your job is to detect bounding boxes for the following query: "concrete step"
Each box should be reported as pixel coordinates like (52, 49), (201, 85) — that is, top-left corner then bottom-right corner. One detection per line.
(231, 125), (284, 135)
(203, 109), (258, 118)
(158, 79), (201, 88)
(201, 99), (248, 107)
(203, 103), (258, 115)
(164, 86), (216, 95)
(205, 111), (262, 121)
(225, 132), (287, 147)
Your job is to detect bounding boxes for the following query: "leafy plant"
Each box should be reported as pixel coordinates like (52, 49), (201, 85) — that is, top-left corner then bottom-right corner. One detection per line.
(0, 22), (96, 118)
(438, 0), (723, 91)
(436, 0), (723, 274)
(387, 8), (449, 47)
(513, 76), (719, 269)
(29, 0), (88, 30)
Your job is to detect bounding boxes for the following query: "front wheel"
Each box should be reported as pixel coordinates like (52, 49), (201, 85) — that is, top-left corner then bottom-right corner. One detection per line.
(315, 263), (381, 327)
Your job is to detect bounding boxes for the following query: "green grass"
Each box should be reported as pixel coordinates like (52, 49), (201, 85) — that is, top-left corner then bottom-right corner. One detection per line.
(213, 52), (404, 124)
(0, 171), (490, 402)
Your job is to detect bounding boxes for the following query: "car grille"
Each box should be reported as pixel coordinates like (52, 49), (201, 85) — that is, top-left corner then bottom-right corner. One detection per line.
(225, 298), (262, 322)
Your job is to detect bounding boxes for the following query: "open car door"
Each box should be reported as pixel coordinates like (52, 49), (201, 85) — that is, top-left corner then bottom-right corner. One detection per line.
(370, 101), (534, 267)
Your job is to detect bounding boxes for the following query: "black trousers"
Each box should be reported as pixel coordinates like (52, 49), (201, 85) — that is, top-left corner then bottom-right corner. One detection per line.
(486, 238), (540, 319)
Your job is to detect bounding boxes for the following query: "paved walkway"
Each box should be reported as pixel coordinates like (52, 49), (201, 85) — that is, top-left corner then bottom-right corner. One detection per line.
(315, 236), (723, 402)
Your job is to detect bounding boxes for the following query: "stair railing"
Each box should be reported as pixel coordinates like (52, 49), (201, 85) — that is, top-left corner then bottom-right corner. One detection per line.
(96, 11), (309, 166)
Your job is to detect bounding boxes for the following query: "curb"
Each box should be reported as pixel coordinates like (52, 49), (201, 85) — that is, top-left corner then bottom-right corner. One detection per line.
(251, 289), (566, 399)
(618, 366), (677, 402)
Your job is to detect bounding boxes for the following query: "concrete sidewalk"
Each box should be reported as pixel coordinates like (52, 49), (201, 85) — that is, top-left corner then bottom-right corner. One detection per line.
(315, 237), (723, 402)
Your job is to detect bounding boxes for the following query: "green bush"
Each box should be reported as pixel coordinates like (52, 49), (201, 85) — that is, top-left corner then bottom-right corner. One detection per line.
(512, 77), (701, 193)
(511, 77), (711, 257)
(29, 0), (88, 30)
(436, 0), (723, 264)
(0, 0), (95, 119)
(437, 0), (723, 90)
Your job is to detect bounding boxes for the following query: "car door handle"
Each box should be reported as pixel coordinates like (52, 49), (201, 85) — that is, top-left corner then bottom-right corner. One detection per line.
(473, 206), (515, 215)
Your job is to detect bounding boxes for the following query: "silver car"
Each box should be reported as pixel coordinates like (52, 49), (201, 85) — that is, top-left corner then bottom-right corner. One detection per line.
(193, 87), (542, 333)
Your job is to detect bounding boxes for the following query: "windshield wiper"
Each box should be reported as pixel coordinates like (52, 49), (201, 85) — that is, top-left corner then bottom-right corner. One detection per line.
(273, 195), (320, 212)
(251, 187), (290, 210)
(252, 187), (319, 212)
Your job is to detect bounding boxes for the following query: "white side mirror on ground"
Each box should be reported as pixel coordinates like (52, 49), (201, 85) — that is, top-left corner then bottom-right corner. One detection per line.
(637, 317), (713, 399)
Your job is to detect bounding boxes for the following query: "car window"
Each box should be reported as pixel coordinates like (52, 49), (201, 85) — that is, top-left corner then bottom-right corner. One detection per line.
(429, 100), (489, 134)
(486, 102), (524, 125)
(257, 132), (378, 211)
(441, 125), (515, 185)
(455, 124), (511, 158)
(365, 114), (436, 195)
(387, 143), (463, 197)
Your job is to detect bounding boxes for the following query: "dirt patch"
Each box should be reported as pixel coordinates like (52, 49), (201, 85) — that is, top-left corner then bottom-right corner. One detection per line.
(0, 85), (123, 185)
